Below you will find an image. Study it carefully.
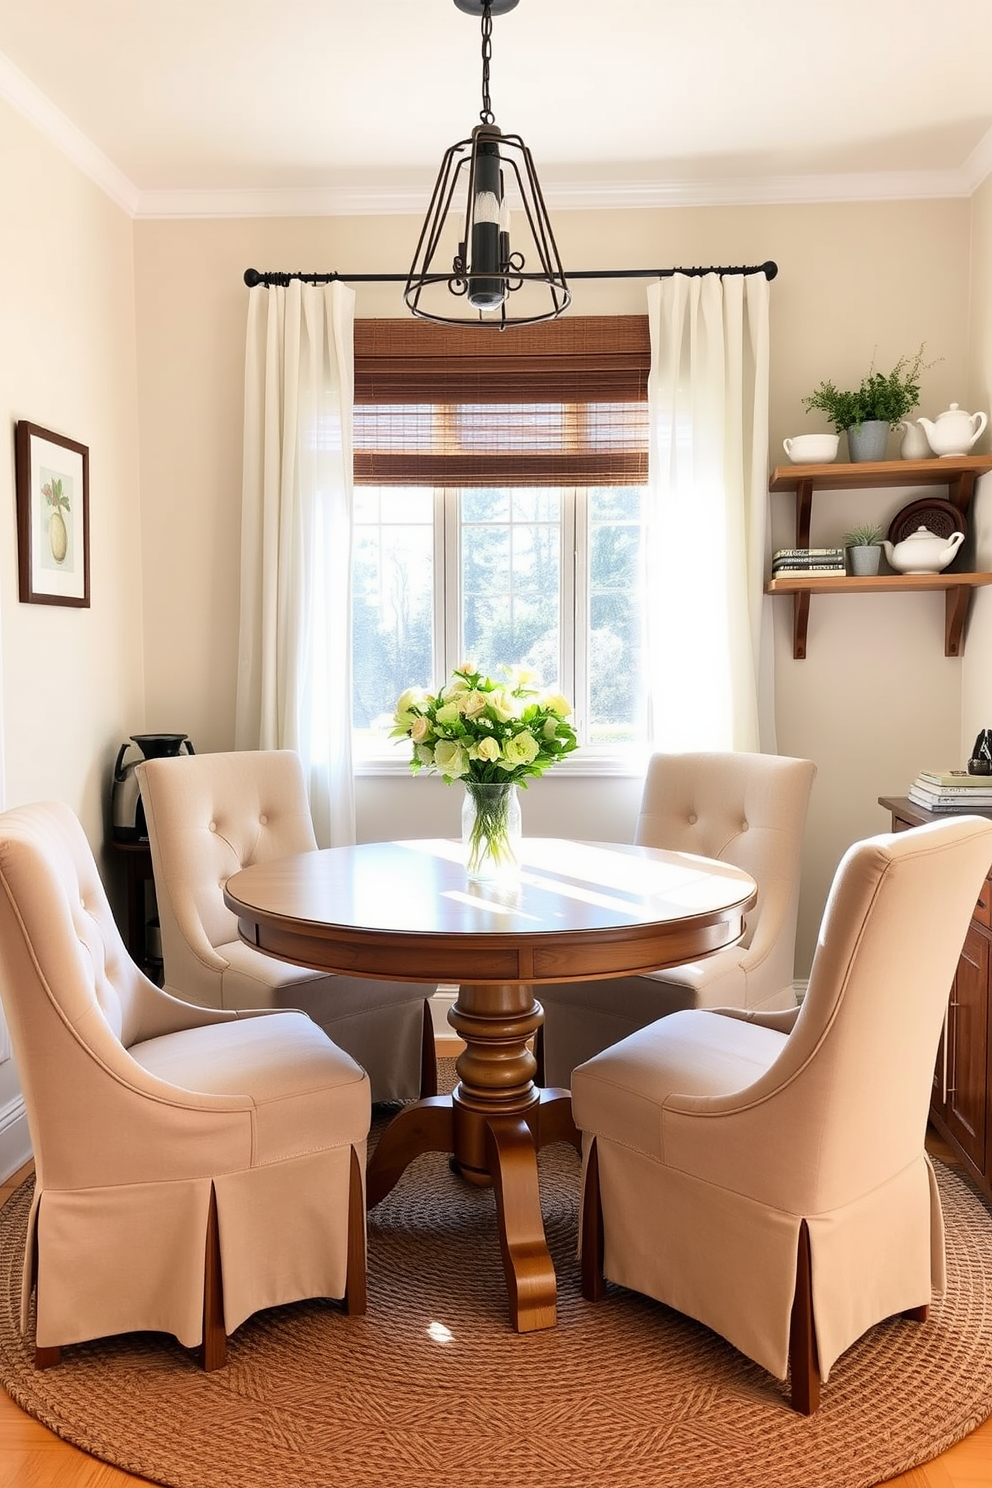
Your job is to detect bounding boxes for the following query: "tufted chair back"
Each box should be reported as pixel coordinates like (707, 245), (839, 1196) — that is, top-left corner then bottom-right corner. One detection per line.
(138, 748), (318, 1001)
(538, 750), (816, 1087)
(136, 748), (436, 1104)
(634, 751), (817, 965)
(0, 801), (228, 1180)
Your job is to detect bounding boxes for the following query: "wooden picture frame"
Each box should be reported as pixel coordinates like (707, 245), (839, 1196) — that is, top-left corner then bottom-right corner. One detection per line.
(14, 421), (90, 607)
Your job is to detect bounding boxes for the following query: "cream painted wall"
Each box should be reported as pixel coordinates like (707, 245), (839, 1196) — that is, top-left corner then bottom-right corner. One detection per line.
(0, 99), (144, 871)
(132, 196), (980, 972)
(0, 100), (145, 1166)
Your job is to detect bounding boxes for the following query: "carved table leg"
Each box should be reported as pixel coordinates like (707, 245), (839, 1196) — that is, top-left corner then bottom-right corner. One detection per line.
(486, 1115), (557, 1332)
(366, 982), (574, 1333)
(365, 1097), (455, 1209)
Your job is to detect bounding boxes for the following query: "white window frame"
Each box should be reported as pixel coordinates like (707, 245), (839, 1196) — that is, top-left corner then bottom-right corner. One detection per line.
(354, 483), (647, 778)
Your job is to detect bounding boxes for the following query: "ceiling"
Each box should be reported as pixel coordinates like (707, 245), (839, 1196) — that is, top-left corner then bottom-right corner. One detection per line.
(1, 0), (992, 218)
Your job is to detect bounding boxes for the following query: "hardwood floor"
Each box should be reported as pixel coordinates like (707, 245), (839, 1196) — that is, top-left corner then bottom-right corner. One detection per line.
(0, 1137), (990, 1488)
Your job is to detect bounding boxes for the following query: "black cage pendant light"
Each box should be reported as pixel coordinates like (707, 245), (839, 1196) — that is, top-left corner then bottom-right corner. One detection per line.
(404, 0), (570, 329)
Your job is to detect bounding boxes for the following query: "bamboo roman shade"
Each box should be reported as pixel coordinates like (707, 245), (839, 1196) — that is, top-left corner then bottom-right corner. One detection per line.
(353, 316), (649, 486)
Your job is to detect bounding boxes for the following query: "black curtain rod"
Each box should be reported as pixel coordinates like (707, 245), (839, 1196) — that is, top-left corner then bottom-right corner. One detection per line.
(243, 261), (777, 289)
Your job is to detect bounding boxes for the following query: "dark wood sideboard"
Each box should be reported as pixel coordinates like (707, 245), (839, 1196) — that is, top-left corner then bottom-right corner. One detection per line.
(879, 795), (992, 1196)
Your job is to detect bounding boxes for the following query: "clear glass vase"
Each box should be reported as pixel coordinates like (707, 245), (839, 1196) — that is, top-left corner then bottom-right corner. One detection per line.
(461, 782), (522, 882)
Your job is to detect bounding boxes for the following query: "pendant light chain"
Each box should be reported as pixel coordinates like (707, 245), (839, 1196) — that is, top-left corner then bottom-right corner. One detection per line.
(405, 0), (571, 326)
(480, 1), (495, 125)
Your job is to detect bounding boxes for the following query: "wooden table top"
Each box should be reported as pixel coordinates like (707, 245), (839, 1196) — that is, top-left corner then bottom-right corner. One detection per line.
(224, 837), (757, 987)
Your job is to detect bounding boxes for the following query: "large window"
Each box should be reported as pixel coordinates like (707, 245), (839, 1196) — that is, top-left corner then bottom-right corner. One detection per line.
(352, 318), (650, 763)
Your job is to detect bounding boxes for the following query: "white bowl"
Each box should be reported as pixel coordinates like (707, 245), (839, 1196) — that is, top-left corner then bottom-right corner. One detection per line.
(783, 433), (840, 464)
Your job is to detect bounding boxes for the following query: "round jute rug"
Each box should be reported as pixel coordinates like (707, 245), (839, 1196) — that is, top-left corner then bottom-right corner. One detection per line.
(0, 1119), (990, 1488)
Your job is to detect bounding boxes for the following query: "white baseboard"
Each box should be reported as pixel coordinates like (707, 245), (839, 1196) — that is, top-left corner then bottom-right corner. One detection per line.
(0, 1095), (31, 1181)
(431, 985), (458, 1039)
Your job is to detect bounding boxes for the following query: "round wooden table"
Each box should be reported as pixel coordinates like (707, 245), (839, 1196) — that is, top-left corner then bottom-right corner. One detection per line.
(224, 837), (757, 1333)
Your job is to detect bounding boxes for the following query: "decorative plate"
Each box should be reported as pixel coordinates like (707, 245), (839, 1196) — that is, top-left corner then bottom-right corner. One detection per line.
(887, 497), (967, 546)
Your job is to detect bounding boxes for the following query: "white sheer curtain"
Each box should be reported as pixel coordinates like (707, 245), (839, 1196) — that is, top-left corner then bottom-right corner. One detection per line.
(645, 271), (775, 754)
(236, 279), (357, 847)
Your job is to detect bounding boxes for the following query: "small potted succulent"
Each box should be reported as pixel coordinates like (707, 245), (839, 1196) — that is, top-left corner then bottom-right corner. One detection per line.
(843, 522), (884, 576)
(802, 346), (935, 462)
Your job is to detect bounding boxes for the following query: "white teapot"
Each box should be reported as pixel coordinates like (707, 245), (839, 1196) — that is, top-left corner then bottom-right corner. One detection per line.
(882, 525), (965, 574)
(917, 404), (988, 457)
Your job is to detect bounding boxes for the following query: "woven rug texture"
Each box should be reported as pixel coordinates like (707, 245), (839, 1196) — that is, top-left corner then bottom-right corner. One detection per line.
(0, 1074), (990, 1488)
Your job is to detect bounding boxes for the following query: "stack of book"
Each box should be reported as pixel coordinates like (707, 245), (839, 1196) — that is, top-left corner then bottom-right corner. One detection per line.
(771, 547), (846, 577)
(908, 770), (992, 812)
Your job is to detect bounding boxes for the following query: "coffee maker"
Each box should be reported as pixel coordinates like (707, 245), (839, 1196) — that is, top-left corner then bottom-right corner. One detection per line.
(111, 734), (195, 842)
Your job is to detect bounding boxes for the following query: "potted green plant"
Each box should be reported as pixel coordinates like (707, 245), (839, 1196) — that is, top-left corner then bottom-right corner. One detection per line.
(802, 346), (934, 463)
(843, 522), (884, 576)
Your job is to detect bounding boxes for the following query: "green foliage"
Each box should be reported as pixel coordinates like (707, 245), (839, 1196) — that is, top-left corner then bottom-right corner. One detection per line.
(843, 522), (884, 547)
(391, 664), (578, 785)
(802, 345), (936, 432)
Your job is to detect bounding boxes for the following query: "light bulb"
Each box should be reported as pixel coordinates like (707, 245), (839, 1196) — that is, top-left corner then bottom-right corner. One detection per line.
(468, 140), (505, 310)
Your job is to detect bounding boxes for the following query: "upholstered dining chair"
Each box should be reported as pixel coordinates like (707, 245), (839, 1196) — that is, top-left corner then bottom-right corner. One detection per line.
(572, 814), (992, 1413)
(537, 751), (817, 1088)
(136, 748), (436, 1104)
(0, 800), (371, 1370)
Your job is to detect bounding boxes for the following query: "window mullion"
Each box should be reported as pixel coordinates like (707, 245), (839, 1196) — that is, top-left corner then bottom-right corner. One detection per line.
(439, 487), (460, 681)
(567, 487), (586, 741)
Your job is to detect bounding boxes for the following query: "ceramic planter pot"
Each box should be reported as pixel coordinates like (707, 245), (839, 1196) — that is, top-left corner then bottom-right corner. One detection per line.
(846, 420), (890, 463)
(847, 544), (882, 576)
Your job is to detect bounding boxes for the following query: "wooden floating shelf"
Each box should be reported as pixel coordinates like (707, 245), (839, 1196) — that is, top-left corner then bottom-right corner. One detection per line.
(765, 572), (992, 659)
(769, 455), (992, 508)
(767, 455), (992, 658)
(766, 572), (992, 596)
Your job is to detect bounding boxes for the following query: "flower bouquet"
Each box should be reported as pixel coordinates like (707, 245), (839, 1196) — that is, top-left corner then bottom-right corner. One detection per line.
(391, 664), (578, 879)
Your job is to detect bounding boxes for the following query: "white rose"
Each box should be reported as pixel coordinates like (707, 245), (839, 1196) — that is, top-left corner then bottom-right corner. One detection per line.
(488, 688), (522, 722)
(434, 740), (469, 778)
(499, 732), (541, 768)
(471, 736), (502, 762)
(395, 686), (426, 716)
(461, 689), (489, 718)
(505, 664), (538, 691)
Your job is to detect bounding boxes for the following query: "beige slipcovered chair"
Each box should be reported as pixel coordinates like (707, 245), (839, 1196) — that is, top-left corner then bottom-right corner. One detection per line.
(538, 751), (817, 1088)
(572, 815), (992, 1413)
(136, 749), (436, 1104)
(0, 801), (370, 1370)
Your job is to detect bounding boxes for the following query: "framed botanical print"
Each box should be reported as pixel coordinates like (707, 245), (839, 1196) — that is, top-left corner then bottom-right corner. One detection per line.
(14, 421), (90, 607)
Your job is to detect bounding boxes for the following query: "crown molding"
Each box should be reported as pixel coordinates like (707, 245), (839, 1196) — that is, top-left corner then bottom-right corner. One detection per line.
(963, 123), (992, 194)
(2, 43), (989, 222)
(133, 167), (981, 220)
(0, 50), (138, 215)
(131, 186), (425, 220)
(542, 169), (977, 211)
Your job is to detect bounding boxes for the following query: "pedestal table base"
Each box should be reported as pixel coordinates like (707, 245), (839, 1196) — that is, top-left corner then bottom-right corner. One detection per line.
(365, 982), (579, 1332)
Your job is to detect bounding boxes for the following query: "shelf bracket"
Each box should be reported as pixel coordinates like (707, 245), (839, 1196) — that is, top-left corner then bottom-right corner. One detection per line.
(794, 479), (813, 548)
(947, 472), (980, 516)
(792, 592), (810, 660)
(945, 586), (972, 657)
